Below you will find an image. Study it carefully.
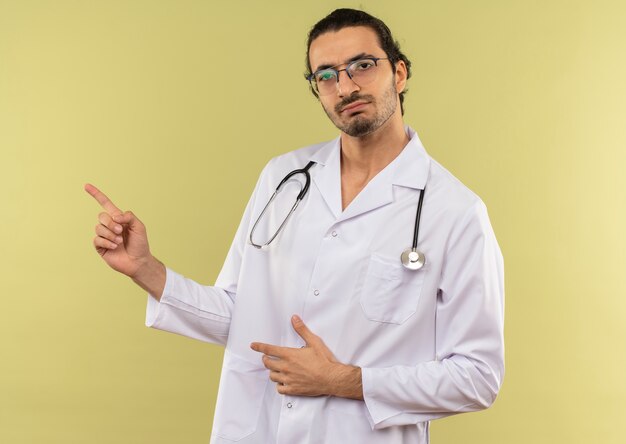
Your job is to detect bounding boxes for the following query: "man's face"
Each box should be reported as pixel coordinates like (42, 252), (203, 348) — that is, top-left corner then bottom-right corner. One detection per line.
(308, 26), (406, 138)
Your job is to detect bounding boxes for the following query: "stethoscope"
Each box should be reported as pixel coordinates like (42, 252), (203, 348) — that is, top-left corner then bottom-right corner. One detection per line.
(249, 161), (426, 271)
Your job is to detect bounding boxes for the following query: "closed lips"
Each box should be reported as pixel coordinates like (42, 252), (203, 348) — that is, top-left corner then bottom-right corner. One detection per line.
(342, 101), (368, 112)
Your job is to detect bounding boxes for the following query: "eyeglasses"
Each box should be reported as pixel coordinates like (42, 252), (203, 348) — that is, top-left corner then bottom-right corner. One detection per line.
(307, 57), (390, 96)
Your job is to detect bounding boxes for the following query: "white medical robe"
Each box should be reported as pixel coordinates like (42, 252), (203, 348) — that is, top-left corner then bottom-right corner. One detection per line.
(145, 127), (505, 443)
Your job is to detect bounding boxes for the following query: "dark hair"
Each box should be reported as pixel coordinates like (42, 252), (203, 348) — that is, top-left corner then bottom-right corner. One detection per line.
(305, 8), (412, 114)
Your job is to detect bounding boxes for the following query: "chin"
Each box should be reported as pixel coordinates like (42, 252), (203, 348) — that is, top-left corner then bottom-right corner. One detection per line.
(344, 121), (377, 138)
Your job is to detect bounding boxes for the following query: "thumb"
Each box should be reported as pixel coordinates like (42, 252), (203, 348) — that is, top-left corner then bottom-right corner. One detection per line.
(113, 210), (144, 231)
(291, 315), (318, 346)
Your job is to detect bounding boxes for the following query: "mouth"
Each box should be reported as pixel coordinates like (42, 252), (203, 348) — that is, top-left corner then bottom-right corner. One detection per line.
(340, 101), (369, 114)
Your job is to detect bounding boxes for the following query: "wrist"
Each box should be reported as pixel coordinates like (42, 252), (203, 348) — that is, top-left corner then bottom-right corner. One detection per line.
(131, 255), (166, 300)
(131, 254), (156, 279)
(328, 363), (363, 400)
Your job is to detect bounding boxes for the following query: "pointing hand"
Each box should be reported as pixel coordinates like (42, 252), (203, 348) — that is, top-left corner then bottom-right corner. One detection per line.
(251, 316), (363, 399)
(85, 183), (151, 278)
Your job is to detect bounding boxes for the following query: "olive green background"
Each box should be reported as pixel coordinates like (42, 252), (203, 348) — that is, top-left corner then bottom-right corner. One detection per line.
(1, 0), (624, 442)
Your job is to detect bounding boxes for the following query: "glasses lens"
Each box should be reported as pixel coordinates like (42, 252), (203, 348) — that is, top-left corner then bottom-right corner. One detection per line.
(347, 59), (378, 85)
(313, 70), (338, 96)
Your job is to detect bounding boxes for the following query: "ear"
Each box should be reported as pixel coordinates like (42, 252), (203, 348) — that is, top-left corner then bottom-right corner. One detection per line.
(394, 60), (408, 94)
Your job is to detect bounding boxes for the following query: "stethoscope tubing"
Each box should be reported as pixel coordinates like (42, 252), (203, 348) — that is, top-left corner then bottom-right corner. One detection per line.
(249, 161), (315, 249)
(276, 161), (315, 201)
(250, 161), (427, 271)
(412, 187), (425, 250)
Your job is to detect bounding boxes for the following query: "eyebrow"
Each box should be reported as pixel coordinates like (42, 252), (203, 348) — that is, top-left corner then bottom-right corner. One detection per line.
(313, 53), (375, 72)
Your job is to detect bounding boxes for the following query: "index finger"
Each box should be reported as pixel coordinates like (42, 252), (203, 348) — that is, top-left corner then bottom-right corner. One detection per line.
(84, 183), (122, 215)
(250, 342), (294, 359)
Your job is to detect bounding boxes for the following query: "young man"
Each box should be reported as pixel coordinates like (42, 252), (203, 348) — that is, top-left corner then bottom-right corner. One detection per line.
(87, 9), (504, 444)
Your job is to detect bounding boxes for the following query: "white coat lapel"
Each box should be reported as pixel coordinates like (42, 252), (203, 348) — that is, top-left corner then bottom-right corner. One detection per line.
(390, 129), (430, 191)
(338, 167), (395, 222)
(338, 127), (431, 222)
(309, 138), (342, 219)
(308, 127), (430, 222)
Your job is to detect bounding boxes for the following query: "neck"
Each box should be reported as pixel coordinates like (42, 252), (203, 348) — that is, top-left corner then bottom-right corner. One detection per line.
(340, 113), (409, 177)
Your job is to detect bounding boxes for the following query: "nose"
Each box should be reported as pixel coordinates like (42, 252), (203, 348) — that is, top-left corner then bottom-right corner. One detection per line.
(336, 69), (360, 97)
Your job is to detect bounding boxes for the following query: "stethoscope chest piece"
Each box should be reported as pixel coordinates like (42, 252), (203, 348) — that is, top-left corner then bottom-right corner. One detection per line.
(401, 248), (425, 270)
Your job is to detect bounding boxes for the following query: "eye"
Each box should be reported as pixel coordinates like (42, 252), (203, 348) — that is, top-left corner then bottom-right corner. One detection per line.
(352, 59), (376, 71)
(315, 70), (337, 82)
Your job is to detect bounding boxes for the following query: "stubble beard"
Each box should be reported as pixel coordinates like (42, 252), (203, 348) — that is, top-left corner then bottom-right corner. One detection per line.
(323, 79), (398, 138)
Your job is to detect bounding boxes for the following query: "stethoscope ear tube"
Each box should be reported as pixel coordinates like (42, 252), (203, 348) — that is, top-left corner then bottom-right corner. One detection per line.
(249, 161), (316, 249)
(276, 161), (315, 200)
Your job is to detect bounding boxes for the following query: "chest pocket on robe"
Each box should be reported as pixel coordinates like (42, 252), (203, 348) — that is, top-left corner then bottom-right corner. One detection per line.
(360, 253), (427, 324)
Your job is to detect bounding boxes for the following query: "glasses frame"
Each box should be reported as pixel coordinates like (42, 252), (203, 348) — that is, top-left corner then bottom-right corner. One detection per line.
(307, 57), (390, 96)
